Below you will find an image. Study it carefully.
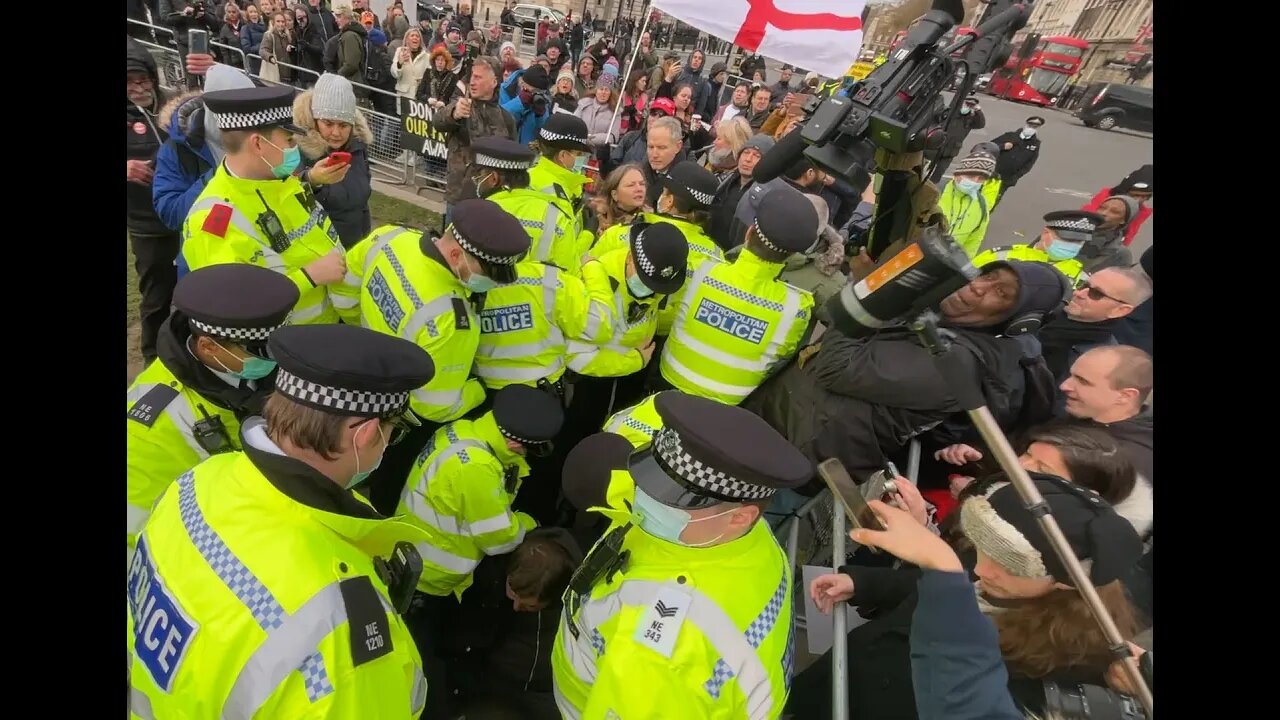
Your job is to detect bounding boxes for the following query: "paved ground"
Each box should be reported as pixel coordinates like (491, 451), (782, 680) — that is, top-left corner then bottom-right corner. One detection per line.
(948, 92), (1154, 257)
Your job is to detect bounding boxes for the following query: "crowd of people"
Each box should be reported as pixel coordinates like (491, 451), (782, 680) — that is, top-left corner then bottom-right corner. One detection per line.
(127, 2), (1154, 719)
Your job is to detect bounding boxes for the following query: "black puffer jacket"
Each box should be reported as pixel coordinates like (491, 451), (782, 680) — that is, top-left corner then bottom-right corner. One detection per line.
(127, 38), (172, 236)
(747, 326), (1048, 482)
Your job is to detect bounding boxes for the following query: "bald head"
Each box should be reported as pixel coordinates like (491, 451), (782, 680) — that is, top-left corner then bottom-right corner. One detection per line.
(1060, 345), (1153, 422)
(1065, 266), (1152, 322)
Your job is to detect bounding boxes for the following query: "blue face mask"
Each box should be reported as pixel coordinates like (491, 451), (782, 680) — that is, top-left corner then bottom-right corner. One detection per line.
(261, 136), (302, 178)
(572, 154), (589, 174)
(632, 487), (735, 546)
(464, 272), (500, 294)
(959, 106), (971, 115)
(955, 178), (982, 196)
(626, 272), (654, 298)
(1046, 239), (1084, 261)
(348, 421), (387, 489)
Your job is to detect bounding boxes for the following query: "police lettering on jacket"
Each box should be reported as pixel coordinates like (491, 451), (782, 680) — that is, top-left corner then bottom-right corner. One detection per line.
(128, 538), (196, 691)
(368, 269), (406, 330)
(480, 304), (535, 333)
(693, 298), (767, 344)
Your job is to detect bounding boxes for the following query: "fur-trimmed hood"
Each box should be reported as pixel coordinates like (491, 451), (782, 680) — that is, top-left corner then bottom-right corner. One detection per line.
(159, 89), (204, 138)
(291, 89), (373, 160)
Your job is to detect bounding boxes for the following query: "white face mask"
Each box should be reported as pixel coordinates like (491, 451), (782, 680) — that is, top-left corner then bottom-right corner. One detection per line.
(1021, 127), (1037, 138)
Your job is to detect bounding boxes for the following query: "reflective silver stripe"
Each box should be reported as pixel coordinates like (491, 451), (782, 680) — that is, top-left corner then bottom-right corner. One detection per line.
(411, 665), (428, 716)
(662, 353), (758, 399)
(223, 581), (368, 720)
(484, 523), (526, 555)
(583, 301), (609, 341)
(669, 326), (767, 372)
(534, 203), (560, 262)
(127, 503), (151, 536)
(565, 339), (634, 373)
(474, 358), (565, 382)
(162, 391), (211, 460)
(543, 267), (566, 347)
(412, 386), (467, 416)
(402, 295), (461, 340)
(364, 227), (412, 270)
(187, 197), (288, 272)
(415, 540), (481, 575)
(567, 579), (776, 717)
(329, 292), (360, 310)
(478, 339), (561, 360)
(130, 686), (155, 719)
(289, 297), (331, 323)
(763, 288), (804, 370)
(469, 511), (518, 536)
(404, 440), (489, 535)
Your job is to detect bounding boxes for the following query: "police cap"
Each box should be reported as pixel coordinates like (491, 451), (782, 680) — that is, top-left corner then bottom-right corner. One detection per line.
(1026, 115), (1046, 127)
(268, 324), (434, 420)
(203, 85), (305, 134)
(658, 161), (718, 208)
(562, 432), (634, 511)
(753, 187), (821, 255)
(173, 264), (298, 348)
(1043, 210), (1103, 244)
(472, 136), (537, 171)
(628, 392), (813, 509)
(449, 199), (531, 284)
(538, 113), (591, 152)
(492, 385), (564, 446)
(628, 221), (688, 295)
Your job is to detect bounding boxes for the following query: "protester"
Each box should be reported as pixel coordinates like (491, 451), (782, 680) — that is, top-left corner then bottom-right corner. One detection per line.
(160, 0), (221, 59)
(639, 115), (683, 207)
(292, 3), (326, 79)
(1082, 164), (1152, 246)
(1039, 266), (1152, 383)
(672, 48), (713, 120)
(573, 54), (597, 97)
(574, 73), (621, 148)
(503, 63), (552, 144)
(742, 83), (773, 131)
(292, 74), (372, 248)
(1080, 195), (1139, 272)
(391, 27), (430, 98)
(386, 2), (409, 40)
(619, 68), (650, 133)
(1113, 247), (1153, 356)
(590, 163), (648, 234)
(552, 67), (579, 113)
(1058, 345), (1154, 483)
(702, 115), (749, 173)
(712, 81), (751, 127)
(258, 11), (298, 84)
(635, 30), (658, 71)
(434, 56), (517, 214)
(769, 64), (795, 105)
(330, 5), (368, 90)
(709, 134), (771, 250)
(417, 44), (455, 105)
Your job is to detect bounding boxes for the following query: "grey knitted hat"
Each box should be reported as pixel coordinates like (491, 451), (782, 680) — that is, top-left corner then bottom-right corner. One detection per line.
(311, 73), (357, 125)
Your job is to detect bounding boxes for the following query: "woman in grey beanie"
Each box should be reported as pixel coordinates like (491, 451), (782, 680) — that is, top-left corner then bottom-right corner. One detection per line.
(291, 73), (373, 248)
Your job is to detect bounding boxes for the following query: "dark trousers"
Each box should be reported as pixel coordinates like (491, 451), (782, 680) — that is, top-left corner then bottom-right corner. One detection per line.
(129, 231), (180, 365)
(403, 591), (460, 720)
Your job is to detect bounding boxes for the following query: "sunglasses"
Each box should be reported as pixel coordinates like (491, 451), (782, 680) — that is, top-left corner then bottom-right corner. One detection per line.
(1079, 282), (1126, 304)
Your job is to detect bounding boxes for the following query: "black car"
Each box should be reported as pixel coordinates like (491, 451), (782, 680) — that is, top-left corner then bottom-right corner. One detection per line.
(1077, 82), (1153, 133)
(417, 1), (453, 22)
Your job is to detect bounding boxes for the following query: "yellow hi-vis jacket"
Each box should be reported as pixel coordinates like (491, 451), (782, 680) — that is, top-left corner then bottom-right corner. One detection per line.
(489, 185), (594, 277)
(396, 414), (537, 598)
(528, 155), (590, 214)
(128, 426), (428, 720)
(181, 163), (341, 325)
(475, 261), (615, 390)
(551, 520), (796, 719)
(568, 249), (668, 377)
(973, 243), (1085, 285)
(126, 358), (244, 556)
(336, 225), (486, 423)
(659, 249), (815, 406)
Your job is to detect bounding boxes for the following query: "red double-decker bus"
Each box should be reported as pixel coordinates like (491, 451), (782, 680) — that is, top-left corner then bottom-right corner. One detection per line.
(988, 34), (1089, 106)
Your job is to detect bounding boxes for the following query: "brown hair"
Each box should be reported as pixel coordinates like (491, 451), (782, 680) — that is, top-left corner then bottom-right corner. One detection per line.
(263, 393), (349, 461)
(591, 163), (647, 231)
(507, 535), (577, 604)
(1021, 421), (1136, 504)
(1098, 345), (1153, 404)
(995, 581), (1138, 678)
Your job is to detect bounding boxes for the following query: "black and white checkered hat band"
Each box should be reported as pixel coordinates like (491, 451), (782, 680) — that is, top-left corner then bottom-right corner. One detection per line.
(453, 226), (519, 265)
(753, 219), (815, 255)
(539, 128), (588, 145)
(633, 229), (656, 275)
(218, 105), (294, 130)
(1046, 218), (1096, 233)
(190, 318), (283, 342)
(499, 426), (551, 446)
(654, 428), (774, 501)
(275, 368), (408, 417)
(679, 185), (715, 206)
(475, 152), (535, 170)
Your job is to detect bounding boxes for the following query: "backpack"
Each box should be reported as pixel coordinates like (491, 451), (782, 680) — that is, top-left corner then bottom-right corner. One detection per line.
(364, 40), (391, 88)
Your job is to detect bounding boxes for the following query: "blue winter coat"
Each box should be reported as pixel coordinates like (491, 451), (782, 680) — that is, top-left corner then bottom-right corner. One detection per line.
(241, 21), (266, 75)
(501, 87), (549, 144)
(152, 92), (216, 234)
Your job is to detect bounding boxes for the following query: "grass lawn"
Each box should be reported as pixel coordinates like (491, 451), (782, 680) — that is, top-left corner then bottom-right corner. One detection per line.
(126, 192), (444, 383)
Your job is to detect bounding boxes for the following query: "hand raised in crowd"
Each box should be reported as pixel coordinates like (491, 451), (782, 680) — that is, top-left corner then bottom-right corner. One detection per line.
(810, 573), (854, 615)
(454, 97), (473, 119)
(1106, 642), (1147, 696)
(186, 52), (216, 76)
(886, 476), (930, 527)
(665, 62), (682, 83)
(851, 500), (963, 572)
(935, 443), (983, 466)
(398, 46), (411, 64)
(305, 250), (348, 286)
(127, 159), (154, 185)
(308, 156), (351, 186)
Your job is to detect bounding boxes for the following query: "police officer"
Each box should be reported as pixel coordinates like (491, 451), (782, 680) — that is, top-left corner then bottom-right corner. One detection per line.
(335, 199), (532, 514)
(128, 323), (435, 719)
(657, 188), (819, 406)
(472, 134), (593, 277)
(560, 431), (636, 547)
(397, 383), (565, 599)
(991, 114), (1045, 205)
(975, 209), (1103, 285)
(529, 112), (594, 213)
(552, 391), (811, 717)
(127, 264), (298, 554)
(181, 85), (348, 325)
(592, 161), (722, 277)
(602, 390), (667, 447)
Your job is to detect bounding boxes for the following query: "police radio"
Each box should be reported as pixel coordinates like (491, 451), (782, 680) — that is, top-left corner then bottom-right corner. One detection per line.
(824, 224), (978, 339)
(374, 542), (423, 615)
(255, 189), (292, 253)
(564, 523), (631, 639)
(192, 404), (235, 455)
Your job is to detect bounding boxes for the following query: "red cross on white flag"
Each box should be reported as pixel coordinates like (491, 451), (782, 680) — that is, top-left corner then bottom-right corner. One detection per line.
(652, 0), (867, 79)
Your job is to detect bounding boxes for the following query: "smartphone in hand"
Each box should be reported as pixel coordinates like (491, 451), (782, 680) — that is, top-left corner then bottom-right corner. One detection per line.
(189, 29), (209, 56)
(326, 151), (352, 166)
(818, 459), (887, 541)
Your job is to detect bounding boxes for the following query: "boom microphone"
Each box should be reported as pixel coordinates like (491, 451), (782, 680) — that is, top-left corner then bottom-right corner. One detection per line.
(751, 126), (809, 185)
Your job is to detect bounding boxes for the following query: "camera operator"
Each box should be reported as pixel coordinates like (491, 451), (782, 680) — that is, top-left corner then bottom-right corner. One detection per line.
(747, 261), (1068, 481)
(159, 0), (221, 57)
(433, 55), (518, 218)
(502, 64), (552, 145)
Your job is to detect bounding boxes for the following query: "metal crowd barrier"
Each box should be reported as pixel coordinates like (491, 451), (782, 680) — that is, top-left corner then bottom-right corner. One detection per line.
(781, 439), (923, 720)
